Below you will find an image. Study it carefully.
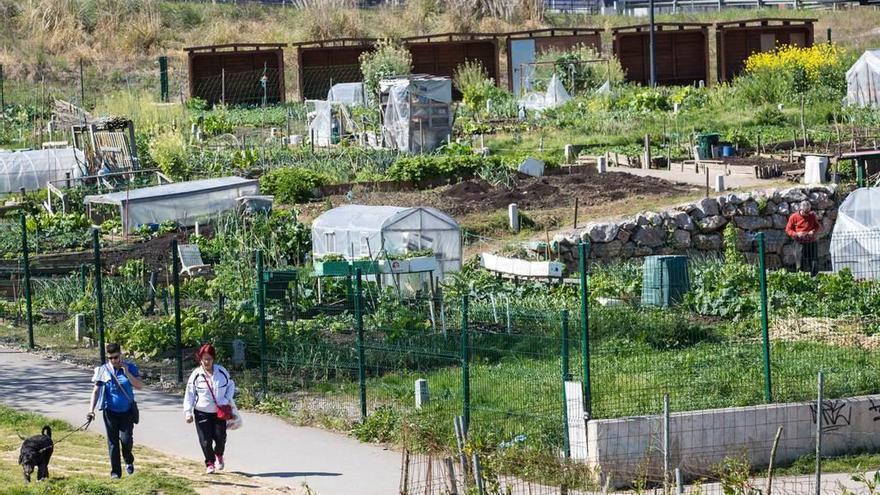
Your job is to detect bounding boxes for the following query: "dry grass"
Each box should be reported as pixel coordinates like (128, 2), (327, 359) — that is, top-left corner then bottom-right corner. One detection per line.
(1, 1), (880, 95)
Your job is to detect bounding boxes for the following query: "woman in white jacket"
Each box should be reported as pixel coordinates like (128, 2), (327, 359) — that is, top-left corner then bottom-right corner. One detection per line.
(183, 344), (236, 474)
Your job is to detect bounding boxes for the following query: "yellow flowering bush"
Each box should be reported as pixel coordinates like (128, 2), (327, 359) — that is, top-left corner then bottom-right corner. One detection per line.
(745, 43), (843, 83)
(737, 42), (849, 105)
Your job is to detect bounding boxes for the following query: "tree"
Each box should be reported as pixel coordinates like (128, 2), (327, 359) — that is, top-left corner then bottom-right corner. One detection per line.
(359, 40), (412, 105)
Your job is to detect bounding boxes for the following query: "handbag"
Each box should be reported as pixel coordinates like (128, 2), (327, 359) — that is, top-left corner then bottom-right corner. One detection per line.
(203, 373), (234, 421)
(106, 364), (140, 424)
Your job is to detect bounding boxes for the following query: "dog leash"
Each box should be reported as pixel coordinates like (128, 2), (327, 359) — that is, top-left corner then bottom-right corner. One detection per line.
(35, 418), (93, 454)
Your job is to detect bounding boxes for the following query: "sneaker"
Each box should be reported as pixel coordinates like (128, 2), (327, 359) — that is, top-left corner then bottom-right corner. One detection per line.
(215, 455), (224, 471)
(110, 473), (121, 479)
(126, 464), (135, 475)
(205, 463), (216, 475)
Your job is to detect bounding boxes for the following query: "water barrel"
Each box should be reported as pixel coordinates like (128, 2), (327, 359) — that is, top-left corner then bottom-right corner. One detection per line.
(641, 255), (691, 307)
(721, 144), (735, 157)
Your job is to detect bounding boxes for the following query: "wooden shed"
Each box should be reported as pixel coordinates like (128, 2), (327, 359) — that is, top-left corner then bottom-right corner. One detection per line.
(505, 28), (604, 94)
(716, 18), (816, 82)
(293, 38), (377, 101)
(401, 33), (501, 98)
(186, 43), (286, 106)
(612, 23), (710, 87)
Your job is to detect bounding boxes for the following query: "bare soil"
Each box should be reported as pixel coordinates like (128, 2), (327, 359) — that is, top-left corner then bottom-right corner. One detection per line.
(300, 169), (697, 220)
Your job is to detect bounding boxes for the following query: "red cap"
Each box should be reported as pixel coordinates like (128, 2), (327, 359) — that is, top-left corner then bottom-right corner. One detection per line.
(195, 344), (216, 360)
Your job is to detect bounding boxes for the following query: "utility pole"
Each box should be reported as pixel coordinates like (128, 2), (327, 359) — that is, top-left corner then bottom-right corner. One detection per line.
(649, 0), (657, 87)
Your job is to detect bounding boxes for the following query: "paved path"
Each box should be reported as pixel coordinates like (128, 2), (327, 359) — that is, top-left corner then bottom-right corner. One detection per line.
(610, 165), (789, 189)
(0, 347), (399, 495)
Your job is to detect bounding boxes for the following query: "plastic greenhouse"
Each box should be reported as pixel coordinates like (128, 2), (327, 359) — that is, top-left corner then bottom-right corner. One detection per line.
(311, 205), (461, 278)
(379, 75), (453, 154)
(520, 73), (571, 111)
(830, 187), (880, 279)
(327, 82), (366, 106)
(1, 148), (86, 194)
(846, 50), (880, 107)
(83, 176), (259, 234)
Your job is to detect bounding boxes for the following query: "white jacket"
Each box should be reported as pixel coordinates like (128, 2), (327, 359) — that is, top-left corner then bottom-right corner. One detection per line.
(183, 364), (235, 416)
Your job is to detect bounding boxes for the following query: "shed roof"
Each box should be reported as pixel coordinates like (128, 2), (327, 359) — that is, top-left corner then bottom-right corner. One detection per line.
(612, 23), (710, 33)
(184, 43), (287, 53)
(313, 205), (458, 232)
(715, 17), (816, 28)
(83, 176), (258, 206)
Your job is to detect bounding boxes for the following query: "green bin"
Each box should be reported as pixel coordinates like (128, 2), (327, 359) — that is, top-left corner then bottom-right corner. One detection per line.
(696, 133), (720, 160)
(641, 255), (691, 307)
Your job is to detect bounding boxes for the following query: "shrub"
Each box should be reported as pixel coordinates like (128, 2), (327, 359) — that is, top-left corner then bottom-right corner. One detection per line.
(148, 132), (189, 179)
(454, 60), (496, 113)
(738, 43), (848, 105)
(260, 167), (327, 204)
(386, 153), (504, 182)
(360, 39), (412, 104)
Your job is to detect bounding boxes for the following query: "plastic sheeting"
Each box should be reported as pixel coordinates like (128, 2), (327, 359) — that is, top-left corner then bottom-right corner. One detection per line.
(0, 148), (86, 193)
(327, 82), (365, 106)
(311, 204), (461, 277)
(830, 187), (880, 279)
(308, 100), (333, 147)
(380, 76), (452, 154)
(846, 50), (880, 107)
(519, 74), (571, 111)
(84, 176), (258, 233)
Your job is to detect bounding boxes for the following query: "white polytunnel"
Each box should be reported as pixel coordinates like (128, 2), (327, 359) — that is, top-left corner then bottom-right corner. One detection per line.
(311, 204), (462, 278)
(0, 148), (87, 193)
(327, 82), (366, 106)
(846, 50), (880, 107)
(83, 176), (259, 233)
(830, 187), (880, 279)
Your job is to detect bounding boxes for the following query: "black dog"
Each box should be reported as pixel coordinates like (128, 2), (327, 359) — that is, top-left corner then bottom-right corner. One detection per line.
(18, 426), (53, 482)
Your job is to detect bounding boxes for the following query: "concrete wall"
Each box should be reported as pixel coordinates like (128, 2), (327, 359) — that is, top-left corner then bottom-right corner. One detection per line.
(573, 393), (880, 488)
(552, 185), (841, 269)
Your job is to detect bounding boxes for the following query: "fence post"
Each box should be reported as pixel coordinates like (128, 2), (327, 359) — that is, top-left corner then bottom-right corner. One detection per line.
(92, 228), (105, 363)
(757, 232), (773, 403)
(171, 238), (183, 383)
(256, 250), (268, 396)
(79, 59), (85, 110)
(815, 371), (824, 495)
(159, 56), (169, 103)
(461, 295), (470, 434)
(355, 268), (367, 421)
(578, 241), (592, 419)
(1, 64), (4, 109)
(19, 211), (34, 349)
(561, 309), (571, 459)
(856, 159), (866, 188)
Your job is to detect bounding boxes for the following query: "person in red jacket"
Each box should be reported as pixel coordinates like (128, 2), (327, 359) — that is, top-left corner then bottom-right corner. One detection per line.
(785, 201), (821, 275)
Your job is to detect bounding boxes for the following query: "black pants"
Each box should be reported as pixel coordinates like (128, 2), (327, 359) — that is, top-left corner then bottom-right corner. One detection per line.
(103, 409), (134, 477)
(800, 241), (819, 276)
(194, 410), (227, 465)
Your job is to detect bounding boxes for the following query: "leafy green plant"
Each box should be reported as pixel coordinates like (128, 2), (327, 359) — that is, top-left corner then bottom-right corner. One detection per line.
(149, 131), (189, 179)
(260, 167), (327, 204)
(386, 153), (504, 182)
(351, 405), (400, 443)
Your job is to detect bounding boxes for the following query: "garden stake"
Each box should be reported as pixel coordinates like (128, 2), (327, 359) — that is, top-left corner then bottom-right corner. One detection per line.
(19, 211), (33, 349)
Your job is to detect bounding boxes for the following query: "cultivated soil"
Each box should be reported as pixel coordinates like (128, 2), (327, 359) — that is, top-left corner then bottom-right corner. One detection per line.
(300, 169), (698, 220)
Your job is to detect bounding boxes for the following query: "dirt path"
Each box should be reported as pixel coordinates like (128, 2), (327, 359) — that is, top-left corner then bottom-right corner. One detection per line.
(0, 346), (400, 495)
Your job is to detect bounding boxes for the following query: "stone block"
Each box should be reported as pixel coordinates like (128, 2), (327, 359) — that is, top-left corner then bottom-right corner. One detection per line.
(760, 230), (787, 255)
(592, 240), (623, 258)
(694, 197), (720, 217)
(587, 222), (620, 243)
(632, 226), (665, 248)
(697, 215), (728, 233)
(741, 200), (760, 216)
(782, 188), (807, 202)
(671, 229), (691, 249)
(721, 202), (738, 218)
(734, 216), (773, 230)
(776, 201), (790, 215)
(772, 214), (788, 230)
(694, 233), (722, 251)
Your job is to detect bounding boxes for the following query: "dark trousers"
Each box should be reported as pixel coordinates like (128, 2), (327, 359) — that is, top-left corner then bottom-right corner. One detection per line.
(800, 241), (819, 276)
(103, 409), (134, 476)
(194, 410), (227, 465)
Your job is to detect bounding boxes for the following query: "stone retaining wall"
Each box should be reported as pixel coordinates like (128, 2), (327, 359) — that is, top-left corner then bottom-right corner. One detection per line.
(553, 185), (840, 268)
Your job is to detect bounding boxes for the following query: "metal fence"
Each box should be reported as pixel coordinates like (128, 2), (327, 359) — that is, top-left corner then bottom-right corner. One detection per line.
(4, 209), (880, 492)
